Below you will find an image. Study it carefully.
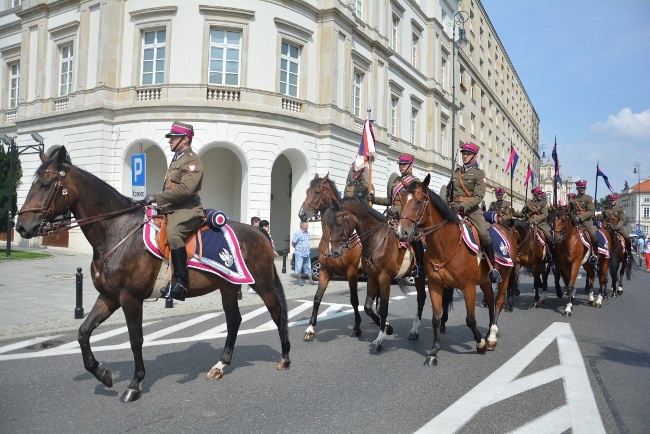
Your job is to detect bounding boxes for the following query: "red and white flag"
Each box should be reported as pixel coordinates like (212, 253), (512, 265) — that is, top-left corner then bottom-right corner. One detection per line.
(353, 119), (376, 171)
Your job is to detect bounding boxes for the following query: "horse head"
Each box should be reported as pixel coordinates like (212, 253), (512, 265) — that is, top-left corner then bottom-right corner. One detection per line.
(325, 198), (358, 258)
(550, 205), (574, 244)
(298, 173), (339, 222)
(397, 174), (432, 242)
(16, 147), (74, 239)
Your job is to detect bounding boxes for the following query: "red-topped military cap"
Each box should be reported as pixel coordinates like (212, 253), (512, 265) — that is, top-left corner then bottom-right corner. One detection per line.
(568, 193), (577, 199)
(532, 186), (543, 194)
(460, 142), (479, 154)
(398, 154), (414, 164)
(608, 193), (619, 200)
(165, 121), (194, 138)
(494, 188), (505, 194)
(575, 179), (587, 187)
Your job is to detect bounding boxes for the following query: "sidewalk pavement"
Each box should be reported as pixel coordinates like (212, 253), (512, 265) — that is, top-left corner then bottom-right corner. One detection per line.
(0, 243), (350, 343)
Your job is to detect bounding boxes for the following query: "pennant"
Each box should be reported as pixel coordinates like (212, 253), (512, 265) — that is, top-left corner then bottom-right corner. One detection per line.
(596, 163), (616, 194)
(551, 139), (559, 180)
(525, 164), (534, 186)
(505, 145), (519, 176)
(353, 119), (376, 171)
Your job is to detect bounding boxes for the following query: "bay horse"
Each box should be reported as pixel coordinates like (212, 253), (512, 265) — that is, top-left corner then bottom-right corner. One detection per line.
(550, 205), (607, 314)
(297, 174), (366, 340)
(15, 147), (291, 402)
(396, 175), (518, 366)
(325, 198), (427, 353)
(603, 225), (632, 297)
(509, 219), (556, 308)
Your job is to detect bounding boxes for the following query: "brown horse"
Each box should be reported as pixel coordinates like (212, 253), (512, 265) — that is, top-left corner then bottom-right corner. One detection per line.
(509, 219), (556, 308)
(550, 206), (606, 314)
(326, 198), (427, 353)
(602, 225), (632, 297)
(396, 175), (518, 366)
(297, 174), (365, 340)
(15, 147), (291, 402)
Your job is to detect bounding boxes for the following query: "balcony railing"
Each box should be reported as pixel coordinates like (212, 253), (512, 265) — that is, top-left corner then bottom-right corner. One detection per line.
(281, 97), (302, 113)
(207, 87), (240, 102)
(136, 87), (161, 101)
(54, 97), (69, 111)
(5, 110), (17, 122)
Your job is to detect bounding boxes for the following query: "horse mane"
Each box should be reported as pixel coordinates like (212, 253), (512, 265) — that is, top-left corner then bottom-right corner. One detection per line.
(406, 182), (460, 224)
(512, 218), (529, 232)
(38, 157), (136, 209)
(328, 197), (386, 225)
(310, 176), (341, 199)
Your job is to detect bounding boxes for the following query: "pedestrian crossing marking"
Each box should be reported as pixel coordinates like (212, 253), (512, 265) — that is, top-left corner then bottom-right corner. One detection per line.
(0, 335), (64, 355)
(415, 322), (605, 434)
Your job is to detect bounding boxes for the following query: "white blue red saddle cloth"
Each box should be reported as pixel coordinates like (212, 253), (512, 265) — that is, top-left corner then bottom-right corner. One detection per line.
(143, 214), (254, 284)
(460, 223), (514, 267)
(578, 228), (610, 258)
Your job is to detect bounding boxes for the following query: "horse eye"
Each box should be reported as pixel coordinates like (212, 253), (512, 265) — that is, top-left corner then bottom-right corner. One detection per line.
(40, 182), (51, 190)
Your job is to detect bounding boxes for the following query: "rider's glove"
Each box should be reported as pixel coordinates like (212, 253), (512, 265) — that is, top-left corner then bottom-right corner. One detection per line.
(449, 201), (462, 214)
(366, 193), (374, 202)
(144, 194), (157, 205)
(573, 217), (581, 226)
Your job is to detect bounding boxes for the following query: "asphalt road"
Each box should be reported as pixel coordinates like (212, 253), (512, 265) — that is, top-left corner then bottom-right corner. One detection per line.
(1, 271), (649, 433)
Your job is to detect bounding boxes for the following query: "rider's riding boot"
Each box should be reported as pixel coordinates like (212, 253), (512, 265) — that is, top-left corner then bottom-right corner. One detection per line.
(589, 240), (599, 265)
(483, 243), (502, 283)
(413, 239), (425, 277)
(169, 247), (189, 301)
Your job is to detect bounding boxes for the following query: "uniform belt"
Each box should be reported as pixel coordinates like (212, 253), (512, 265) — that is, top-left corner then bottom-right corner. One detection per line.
(452, 197), (471, 202)
(575, 210), (585, 215)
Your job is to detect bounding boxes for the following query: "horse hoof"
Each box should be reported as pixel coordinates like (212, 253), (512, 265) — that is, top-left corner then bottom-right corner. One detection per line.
(424, 356), (438, 366)
(303, 331), (315, 341)
(408, 332), (419, 340)
(529, 302), (538, 309)
(556, 289), (563, 299)
(206, 367), (224, 380)
(486, 341), (497, 351)
(595, 303), (602, 308)
(97, 367), (113, 388)
(119, 387), (141, 402)
(350, 329), (361, 338)
(369, 343), (382, 353)
(276, 358), (291, 370)
(386, 324), (394, 336)
(563, 311), (572, 317)
(440, 325), (446, 333)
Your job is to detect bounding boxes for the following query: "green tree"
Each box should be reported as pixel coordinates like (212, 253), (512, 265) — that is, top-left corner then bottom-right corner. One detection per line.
(594, 197), (609, 211)
(0, 142), (23, 233)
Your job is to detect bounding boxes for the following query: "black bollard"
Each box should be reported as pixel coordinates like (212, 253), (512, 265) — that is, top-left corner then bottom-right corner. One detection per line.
(281, 249), (289, 273)
(75, 267), (84, 319)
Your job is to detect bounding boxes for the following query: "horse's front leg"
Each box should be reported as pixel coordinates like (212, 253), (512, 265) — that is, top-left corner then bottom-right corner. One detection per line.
(119, 296), (147, 402)
(369, 276), (391, 353)
(78, 294), (119, 389)
(304, 268), (332, 341)
(564, 262), (581, 317)
(408, 276), (427, 340)
(363, 277), (382, 328)
(346, 270), (362, 338)
(425, 287), (443, 366)
(206, 287), (242, 381)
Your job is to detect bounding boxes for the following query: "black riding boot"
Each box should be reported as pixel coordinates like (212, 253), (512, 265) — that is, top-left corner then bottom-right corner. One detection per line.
(590, 240), (598, 265)
(169, 247), (189, 301)
(483, 243), (502, 283)
(413, 239), (425, 277)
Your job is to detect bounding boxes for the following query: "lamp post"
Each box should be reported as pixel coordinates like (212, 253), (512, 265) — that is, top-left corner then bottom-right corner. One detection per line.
(1, 132), (45, 257)
(633, 161), (641, 234)
(448, 9), (469, 201)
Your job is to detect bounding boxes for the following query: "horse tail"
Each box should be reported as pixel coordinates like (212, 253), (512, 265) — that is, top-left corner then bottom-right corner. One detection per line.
(272, 264), (289, 329)
(442, 287), (454, 311)
(625, 250), (633, 280)
(396, 278), (411, 296)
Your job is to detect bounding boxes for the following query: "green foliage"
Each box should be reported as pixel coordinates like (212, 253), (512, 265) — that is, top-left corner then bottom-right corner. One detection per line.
(0, 142), (23, 233)
(595, 197), (609, 211)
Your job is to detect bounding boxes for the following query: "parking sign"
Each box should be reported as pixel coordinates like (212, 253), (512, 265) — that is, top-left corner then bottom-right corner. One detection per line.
(131, 153), (146, 200)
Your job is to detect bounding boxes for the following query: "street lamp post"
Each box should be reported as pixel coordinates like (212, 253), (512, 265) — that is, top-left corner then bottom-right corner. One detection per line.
(633, 161), (641, 234)
(448, 10), (469, 201)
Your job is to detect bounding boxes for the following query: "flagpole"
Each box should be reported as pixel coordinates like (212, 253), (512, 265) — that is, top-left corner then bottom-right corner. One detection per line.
(366, 107), (374, 205)
(594, 161), (599, 211)
(509, 140), (514, 209)
(553, 137), (558, 208)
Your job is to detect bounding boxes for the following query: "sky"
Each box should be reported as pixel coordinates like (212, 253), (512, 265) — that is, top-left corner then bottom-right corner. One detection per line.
(482, 0), (650, 197)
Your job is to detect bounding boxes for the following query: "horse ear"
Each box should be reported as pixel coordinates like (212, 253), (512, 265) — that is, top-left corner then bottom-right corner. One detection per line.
(323, 173), (329, 180)
(39, 150), (48, 163)
(314, 173), (319, 179)
(423, 174), (431, 188)
(55, 146), (68, 168)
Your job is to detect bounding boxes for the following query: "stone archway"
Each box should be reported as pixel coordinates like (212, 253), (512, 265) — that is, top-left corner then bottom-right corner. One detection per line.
(200, 147), (243, 222)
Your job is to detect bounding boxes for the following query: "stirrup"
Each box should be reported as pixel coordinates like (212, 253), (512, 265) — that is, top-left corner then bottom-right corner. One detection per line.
(489, 269), (502, 283)
(169, 281), (188, 301)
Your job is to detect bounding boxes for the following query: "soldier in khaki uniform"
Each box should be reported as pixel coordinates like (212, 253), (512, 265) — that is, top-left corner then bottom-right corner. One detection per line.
(568, 179), (598, 265)
(368, 154), (425, 276)
(488, 188), (514, 226)
(601, 193), (632, 253)
(445, 143), (501, 283)
(513, 186), (553, 261)
(344, 163), (370, 200)
(145, 121), (205, 301)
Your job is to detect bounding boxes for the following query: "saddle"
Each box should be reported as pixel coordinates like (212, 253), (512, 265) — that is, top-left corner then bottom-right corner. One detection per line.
(153, 214), (207, 262)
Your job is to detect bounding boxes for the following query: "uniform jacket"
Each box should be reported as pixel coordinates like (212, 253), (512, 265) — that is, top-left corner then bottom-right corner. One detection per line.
(569, 194), (595, 223)
(489, 200), (513, 219)
(156, 147), (204, 213)
(374, 173), (420, 214)
(602, 205), (626, 231)
(445, 166), (486, 213)
(513, 198), (548, 226)
(344, 167), (370, 199)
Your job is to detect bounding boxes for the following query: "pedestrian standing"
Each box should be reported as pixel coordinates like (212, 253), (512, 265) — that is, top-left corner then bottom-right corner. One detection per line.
(259, 220), (279, 257)
(291, 221), (316, 285)
(645, 237), (650, 272)
(638, 235), (646, 267)
(251, 216), (261, 227)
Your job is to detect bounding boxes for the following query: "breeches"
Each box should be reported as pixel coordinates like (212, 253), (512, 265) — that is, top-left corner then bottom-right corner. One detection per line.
(537, 223), (552, 242)
(467, 210), (491, 245)
(167, 214), (204, 250)
(582, 222), (597, 242)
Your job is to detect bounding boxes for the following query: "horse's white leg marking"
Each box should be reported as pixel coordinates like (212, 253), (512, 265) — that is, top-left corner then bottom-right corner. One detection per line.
(410, 316), (421, 335)
(373, 330), (387, 347)
(488, 324), (498, 343)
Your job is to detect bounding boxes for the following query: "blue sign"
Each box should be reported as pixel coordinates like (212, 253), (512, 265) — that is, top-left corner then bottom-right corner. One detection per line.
(636, 230), (643, 236)
(131, 153), (146, 199)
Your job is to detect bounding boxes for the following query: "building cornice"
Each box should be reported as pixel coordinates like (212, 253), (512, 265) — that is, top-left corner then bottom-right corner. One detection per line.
(198, 6), (255, 21)
(129, 6), (178, 20)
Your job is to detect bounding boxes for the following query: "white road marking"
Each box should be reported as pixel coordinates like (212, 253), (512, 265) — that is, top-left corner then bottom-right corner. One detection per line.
(416, 322), (605, 434)
(0, 335), (63, 354)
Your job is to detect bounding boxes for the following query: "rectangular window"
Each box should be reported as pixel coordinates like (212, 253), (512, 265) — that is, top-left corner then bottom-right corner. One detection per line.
(12, 0), (22, 7)
(355, 0), (363, 19)
(440, 123), (446, 154)
(390, 96), (398, 135)
(9, 62), (20, 108)
(470, 114), (475, 136)
(391, 17), (399, 50)
(411, 107), (418, 144)
(209, 29), (241, 86)
(142, 29), (166, 85)
(59, 44), (73, 96)
(280, 42), (300, 97)
(644, 207), (650, 218)
(411, 34), (418, 67)
(352, 71), (363, 117)
(440, 60), (446, 87)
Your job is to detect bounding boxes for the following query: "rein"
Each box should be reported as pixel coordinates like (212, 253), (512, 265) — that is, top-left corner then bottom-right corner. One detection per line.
(303, 180), (335, 222)
(330, 203), (390, 265)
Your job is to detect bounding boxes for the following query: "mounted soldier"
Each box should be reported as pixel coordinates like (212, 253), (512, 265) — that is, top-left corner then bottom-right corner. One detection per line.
(368, 153), (424, 276)
(488, 188), (514, 226)
(444, 143), (501, 283)
(601, 193), (632, 253)
(513, 186), (553, 262)
(344, 162), (370, 200)
(568, 179), (598, 265)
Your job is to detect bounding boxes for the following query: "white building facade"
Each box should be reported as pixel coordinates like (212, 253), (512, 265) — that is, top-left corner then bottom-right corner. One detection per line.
(0, 0), (539, 253)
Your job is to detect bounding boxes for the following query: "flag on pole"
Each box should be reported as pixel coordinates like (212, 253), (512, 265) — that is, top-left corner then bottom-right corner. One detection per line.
(525, 164), (534, 186)
(505, 145), (519, 175)
(596, 163), (616, 194)
(551, 139), (559, 180)
(353, 119), (376, 171)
